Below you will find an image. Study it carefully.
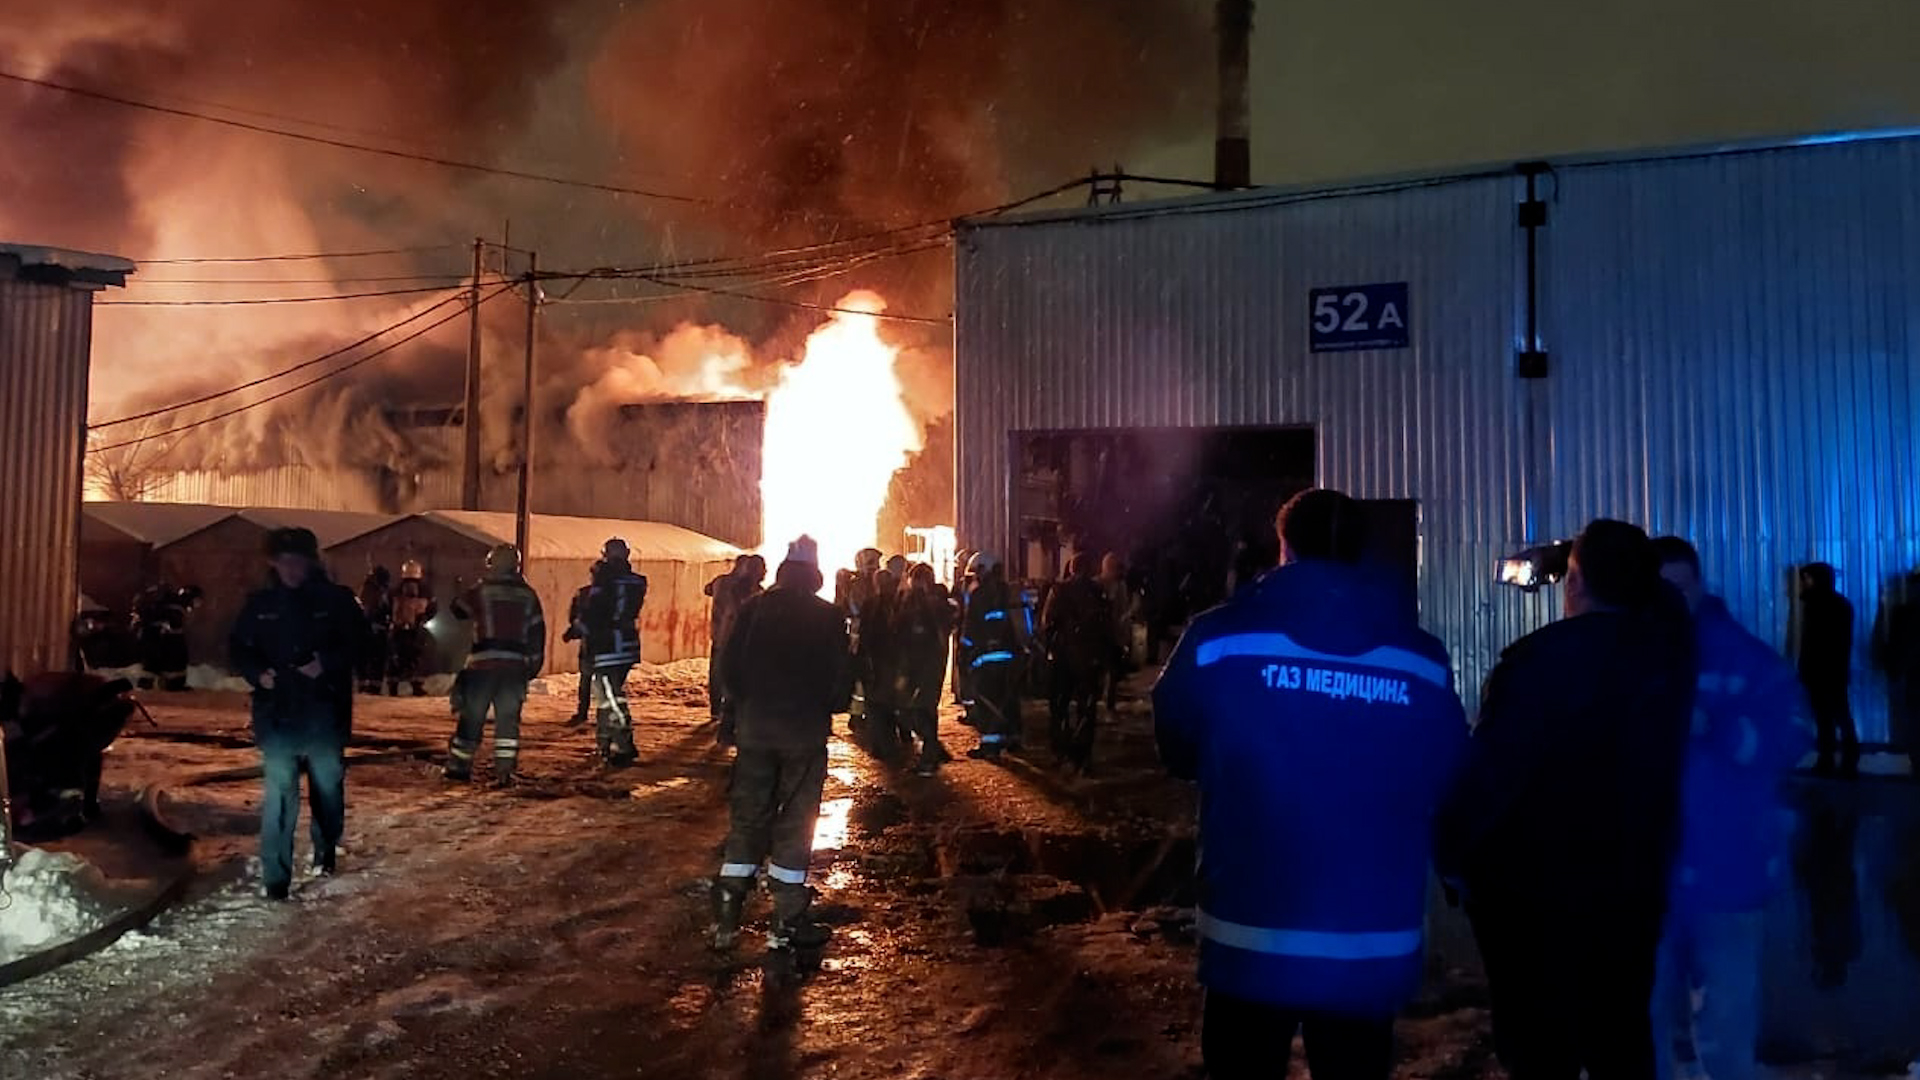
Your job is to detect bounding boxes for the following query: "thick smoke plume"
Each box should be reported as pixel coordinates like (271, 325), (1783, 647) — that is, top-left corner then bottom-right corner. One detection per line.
(18, 0), (1213, 520)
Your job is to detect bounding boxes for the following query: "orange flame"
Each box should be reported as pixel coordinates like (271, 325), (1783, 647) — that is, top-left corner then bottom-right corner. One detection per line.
(759, 291), (921, 583)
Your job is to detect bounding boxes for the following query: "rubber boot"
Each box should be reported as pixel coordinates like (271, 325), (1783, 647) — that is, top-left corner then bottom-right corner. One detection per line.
(768, 883), (831, 951)
(711, 877), (751, 951)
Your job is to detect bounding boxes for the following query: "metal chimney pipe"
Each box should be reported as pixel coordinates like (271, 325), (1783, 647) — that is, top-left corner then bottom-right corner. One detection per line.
(1215, 0), (1254, 190)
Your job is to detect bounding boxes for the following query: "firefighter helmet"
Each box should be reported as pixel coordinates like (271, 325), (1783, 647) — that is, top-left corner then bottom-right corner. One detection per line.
(486, 543), (521, 575)
(967, 551), (1001, 576)
(400, 559), (424, 580)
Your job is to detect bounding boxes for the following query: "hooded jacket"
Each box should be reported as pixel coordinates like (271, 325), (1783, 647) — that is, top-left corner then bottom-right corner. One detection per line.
(1154, 560), (1468, 1016)
(1672, 595), (1815, 915)
(720, 582), (851, 751)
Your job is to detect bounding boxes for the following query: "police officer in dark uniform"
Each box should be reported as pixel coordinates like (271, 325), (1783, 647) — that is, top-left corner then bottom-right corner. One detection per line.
(960, 552), (1031, 761)
(387, 559), (437, 697)
(711, 536), (850, 952)
(229, 528), (366, 900)
(446, 544), (545, 785)
(356, 566), (393, 695)
(579, 538), (647, 768)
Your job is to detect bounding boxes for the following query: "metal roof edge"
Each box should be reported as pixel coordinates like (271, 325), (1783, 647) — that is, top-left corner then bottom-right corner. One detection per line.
(0, 242), (135, 287)
(957, 125), (1920, 231)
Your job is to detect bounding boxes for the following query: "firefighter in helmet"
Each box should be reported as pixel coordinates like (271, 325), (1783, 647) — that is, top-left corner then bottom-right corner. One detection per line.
(356, 566), (394, 695)
(576, 538), (647, 767)
(387, 558), (437, 696)
(960, 551), (1031, 760)
(446, 544), (545, 785)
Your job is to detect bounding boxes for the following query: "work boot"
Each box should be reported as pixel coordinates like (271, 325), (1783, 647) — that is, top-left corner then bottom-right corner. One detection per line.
(711, 878), (751, 951)
(915, 743), (952, 778)
(768, 883), (831, 951)
(604, 750), (638, 770)
(565, 711), (588, 728)
(966, 742), (1004, 762)
(491, 767), (517, 789)
(444, 758), (472, 782)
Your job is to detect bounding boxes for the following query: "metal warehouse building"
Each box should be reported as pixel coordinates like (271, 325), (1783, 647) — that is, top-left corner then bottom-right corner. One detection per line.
(956, 133), (1920, 749)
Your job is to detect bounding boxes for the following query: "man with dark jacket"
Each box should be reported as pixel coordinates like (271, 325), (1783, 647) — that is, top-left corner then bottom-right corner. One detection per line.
(1798, 562), (1859, 776)
(896, 562), (955, 776)
(356, 566), (393, 696)
(1652, 537), (1813, 1080)
(711, 536), (850, 952)
(1437, 519), (1697, 1079)
(705, 553), (765, 724)
(1155, 489), (1468, 1079)
(561, 560), (600, 728)
(446, 543), (546, 785)
(577, 539), (647, 768)
(1043, 553), (1117, 773)
(229, 528), (367, 900)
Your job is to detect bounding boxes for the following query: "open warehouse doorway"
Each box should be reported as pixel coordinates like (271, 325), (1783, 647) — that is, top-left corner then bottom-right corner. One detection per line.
(1009, 425), (1420, 656)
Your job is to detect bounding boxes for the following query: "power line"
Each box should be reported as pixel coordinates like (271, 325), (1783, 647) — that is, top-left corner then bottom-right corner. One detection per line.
(0, 68), (709, 207)
(97, 283), (466, 306)
(130, 273), (474, 286)
(88, 292), (472, 430)
(86, 287), (509, 455)
(626, 274), (949, 325)
(137, 244), (462, 266)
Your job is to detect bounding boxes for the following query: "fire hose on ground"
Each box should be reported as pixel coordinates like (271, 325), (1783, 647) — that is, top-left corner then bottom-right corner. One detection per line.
(0, 734), (441, 988)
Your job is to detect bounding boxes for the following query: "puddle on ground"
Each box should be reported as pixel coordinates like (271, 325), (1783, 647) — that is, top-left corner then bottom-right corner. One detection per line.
(813, 798), (854, 852)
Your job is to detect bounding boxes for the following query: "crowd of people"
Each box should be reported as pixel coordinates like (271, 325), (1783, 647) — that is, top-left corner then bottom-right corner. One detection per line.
(217, 486), (1858, 1078)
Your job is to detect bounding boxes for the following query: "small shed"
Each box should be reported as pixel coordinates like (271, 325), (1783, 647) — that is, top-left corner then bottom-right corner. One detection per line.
(327, 511), (739, 674)
(147, 506), (395, 669)
(79, 502), (235, 615)
(1, 243), (132, 676)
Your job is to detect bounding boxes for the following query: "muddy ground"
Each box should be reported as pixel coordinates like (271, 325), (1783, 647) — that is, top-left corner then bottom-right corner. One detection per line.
(0, 667), (1904, 1079)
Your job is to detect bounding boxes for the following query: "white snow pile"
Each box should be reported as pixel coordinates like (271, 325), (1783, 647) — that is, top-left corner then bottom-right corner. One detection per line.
(0, 848), (130, 965)
(186, 665), (253, 693)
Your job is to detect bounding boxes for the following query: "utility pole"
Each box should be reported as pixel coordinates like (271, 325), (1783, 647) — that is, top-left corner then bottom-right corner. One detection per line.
(514, 252), (539, 562)
(1215, 0), (1254, 189)
(460, 237), (484, 510)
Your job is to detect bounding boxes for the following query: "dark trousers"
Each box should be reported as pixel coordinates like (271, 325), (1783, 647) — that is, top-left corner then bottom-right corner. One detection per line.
(721, 746), (829, 884)
(1469, 900), (1665, 1080)
(1048, 660), (1103, 767)
(575, 645), (593, 720)
(969, 661), (1021, 746)
(1807, 679), (1860, 768)
(257, 724), (347, 891)
(591, 664), (636, 758)
(1202, 990), (1394, 1080)
(450, 666), (527, 773)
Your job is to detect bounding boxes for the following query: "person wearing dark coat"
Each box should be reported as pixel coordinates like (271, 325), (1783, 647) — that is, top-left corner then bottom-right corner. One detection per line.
(1437, 519), (1697, 1080)
(356, 566), (393, 695)
(704, 554), (766, 724)
(229, 528), (367, 900)
(577, 539), (648, 768)
(711, 536), (850, 952)
(1798, 562), (1860, 776)
(1043, 553), (1117, 773)
(895, 562), (955, 776)
(561, 561), (600, 728)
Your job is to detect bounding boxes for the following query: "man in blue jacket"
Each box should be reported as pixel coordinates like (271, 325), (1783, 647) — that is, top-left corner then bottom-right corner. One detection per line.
(1155, 489), (1468, 1079)
(229, 528), (367, 900)
(1652, 537), (1813, 1080)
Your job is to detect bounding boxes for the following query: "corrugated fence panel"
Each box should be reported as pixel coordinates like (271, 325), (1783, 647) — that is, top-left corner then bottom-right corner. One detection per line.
(0, 281), (93, 676)
(958, 177), (1539, 705)
(1546, 140), (1920, 744)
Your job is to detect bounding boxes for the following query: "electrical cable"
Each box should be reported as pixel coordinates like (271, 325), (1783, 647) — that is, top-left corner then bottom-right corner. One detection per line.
(137, 244), (462, 266)
(624, 274), (948, 325)
(97, 284), (467, 307)
(86, 286), (509, 454)
(130, 273), (474, 286)
(88, 291), (473, 430)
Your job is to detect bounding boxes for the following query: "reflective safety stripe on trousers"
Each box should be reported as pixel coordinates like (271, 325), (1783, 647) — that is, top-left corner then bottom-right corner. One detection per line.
(970, 650), (1015, 669)
(720, 862), (758, 879)
(767, 864), (807, 885)
(1193, 633), (1450, 688)
(1197, 910), (1423, 960)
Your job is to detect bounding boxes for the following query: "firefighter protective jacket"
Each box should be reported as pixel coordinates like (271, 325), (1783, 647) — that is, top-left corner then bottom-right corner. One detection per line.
(453, 573), (546, 673)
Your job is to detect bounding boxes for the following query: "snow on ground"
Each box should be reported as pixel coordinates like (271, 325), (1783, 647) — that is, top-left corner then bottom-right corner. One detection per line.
(0, 848), (145, 965)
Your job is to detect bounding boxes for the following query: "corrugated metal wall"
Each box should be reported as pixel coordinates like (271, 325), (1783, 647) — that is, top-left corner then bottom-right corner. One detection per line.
(1542, 140), (1920, 743)
(0, 280), (93, 676)
(957, 177), (1541, 705)
(956, 136), (1920, 738)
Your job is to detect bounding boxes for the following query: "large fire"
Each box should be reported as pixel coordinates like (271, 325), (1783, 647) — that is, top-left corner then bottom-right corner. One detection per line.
(759, 291), (922, 581)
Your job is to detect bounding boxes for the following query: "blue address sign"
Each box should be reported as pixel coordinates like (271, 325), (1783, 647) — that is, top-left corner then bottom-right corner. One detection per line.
(1308, 282), (1411, 353)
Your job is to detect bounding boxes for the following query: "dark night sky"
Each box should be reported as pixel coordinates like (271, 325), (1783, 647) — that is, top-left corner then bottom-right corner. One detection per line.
(1145, 0), (1920, 184)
